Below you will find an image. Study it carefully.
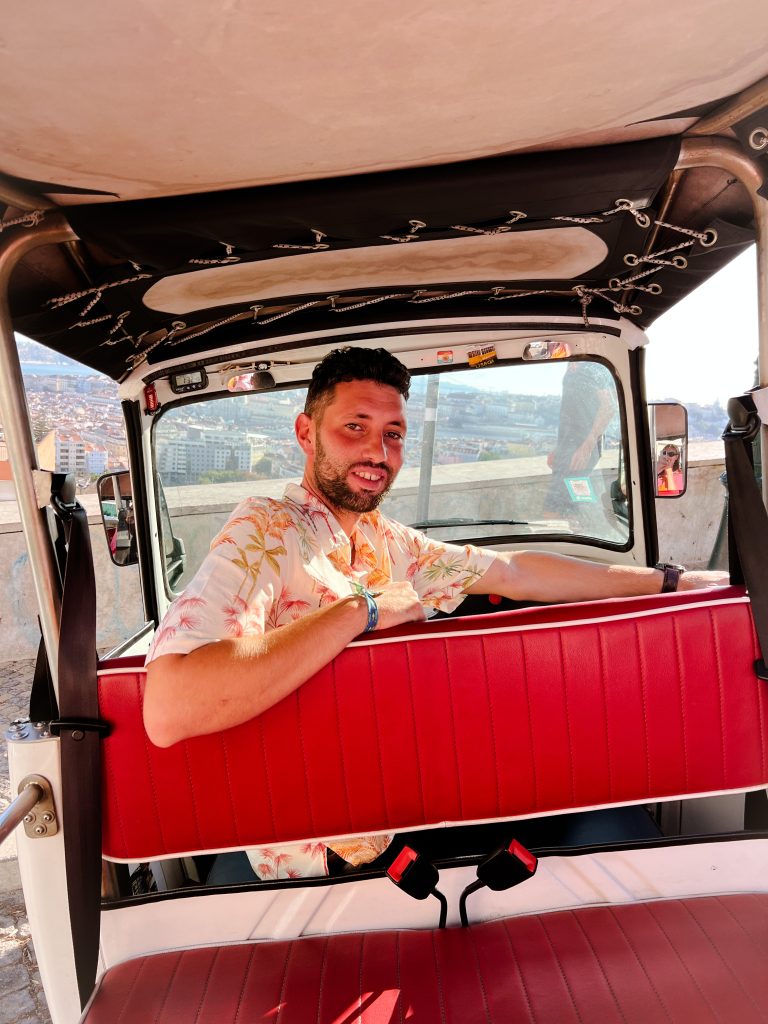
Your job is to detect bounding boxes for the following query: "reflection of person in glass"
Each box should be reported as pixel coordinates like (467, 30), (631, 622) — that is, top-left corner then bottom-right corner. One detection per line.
(657, 443), (683, 496)
(545, 361), (616, 526)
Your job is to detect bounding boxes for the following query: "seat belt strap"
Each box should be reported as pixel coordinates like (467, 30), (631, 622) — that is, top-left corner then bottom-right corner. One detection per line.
(47, 476), (105, 1009)
(723, 391), (768, 680)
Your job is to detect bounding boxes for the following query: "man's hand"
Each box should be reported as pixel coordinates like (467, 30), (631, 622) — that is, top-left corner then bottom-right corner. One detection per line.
(569, 439), (594, 472)
(678, 570), (730, 591)
(375, 580), (427, 631)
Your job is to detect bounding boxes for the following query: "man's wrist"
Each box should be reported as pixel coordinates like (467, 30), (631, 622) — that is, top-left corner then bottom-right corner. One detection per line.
(359, 589), (379, 632)
(345, 590), (379, 632)
(656, 563), (686, 593)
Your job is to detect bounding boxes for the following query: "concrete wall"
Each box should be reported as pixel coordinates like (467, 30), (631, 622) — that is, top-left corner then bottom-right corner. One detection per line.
(0, 510), (145, 664)
(0, 443), (728, 664)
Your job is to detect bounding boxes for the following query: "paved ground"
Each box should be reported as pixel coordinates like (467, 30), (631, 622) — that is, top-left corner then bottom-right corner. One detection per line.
(1, 659), (52, 1024)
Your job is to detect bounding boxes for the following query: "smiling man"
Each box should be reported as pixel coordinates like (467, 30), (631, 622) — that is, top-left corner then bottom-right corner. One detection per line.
(144, 346), (727, 879)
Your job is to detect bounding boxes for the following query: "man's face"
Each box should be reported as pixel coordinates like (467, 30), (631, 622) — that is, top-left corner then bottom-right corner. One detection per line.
(298, 379), (407, 516)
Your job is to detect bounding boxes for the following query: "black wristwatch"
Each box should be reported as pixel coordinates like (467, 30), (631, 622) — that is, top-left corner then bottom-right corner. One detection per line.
(656, 563), (686, 593)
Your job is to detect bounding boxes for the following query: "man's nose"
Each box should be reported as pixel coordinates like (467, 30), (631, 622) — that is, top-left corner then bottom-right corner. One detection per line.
(361, 432), (388, 463)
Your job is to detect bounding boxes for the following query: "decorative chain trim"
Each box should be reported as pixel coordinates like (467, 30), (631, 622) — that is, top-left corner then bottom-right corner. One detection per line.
(189, 242), (240, 265)
(254, 300), (324, 324)
(40, 202), (722, 363)
(330, 292), (413, 312)
(380, 220), (426, 244)
(409, 288), (486, 303)
(274, 229), (329, 252)
(0, 210), (45, 233)
(100, 311), (132, 347)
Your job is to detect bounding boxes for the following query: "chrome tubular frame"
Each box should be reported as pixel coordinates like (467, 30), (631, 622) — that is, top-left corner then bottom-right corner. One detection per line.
(677, 138), (768, 506)
(0, 215), (77, 692)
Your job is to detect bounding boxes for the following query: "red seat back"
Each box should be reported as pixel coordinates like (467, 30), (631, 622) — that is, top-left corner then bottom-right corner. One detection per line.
(98, 588), (768, 860)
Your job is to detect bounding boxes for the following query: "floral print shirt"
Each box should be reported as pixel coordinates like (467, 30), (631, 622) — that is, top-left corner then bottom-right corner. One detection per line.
(146, 483), (495, 879)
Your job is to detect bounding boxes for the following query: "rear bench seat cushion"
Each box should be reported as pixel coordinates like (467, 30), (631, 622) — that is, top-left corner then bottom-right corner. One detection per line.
(82, 894), (768, 1022)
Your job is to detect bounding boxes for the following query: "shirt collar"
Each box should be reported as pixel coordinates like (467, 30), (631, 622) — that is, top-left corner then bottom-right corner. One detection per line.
(282, 482), (382, 546)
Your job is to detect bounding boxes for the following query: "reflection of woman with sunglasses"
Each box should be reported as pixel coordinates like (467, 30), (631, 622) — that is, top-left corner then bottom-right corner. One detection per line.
(657, 443), (683, 495)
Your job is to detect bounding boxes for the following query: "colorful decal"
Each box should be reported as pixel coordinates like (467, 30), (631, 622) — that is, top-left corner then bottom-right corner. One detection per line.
(564, 476), (597, 502)
(437, 350), (453, 364)
(467, 344), (497, 368)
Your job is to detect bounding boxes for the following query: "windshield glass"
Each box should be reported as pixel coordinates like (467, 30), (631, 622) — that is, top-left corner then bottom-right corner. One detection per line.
(154, 358), (629, 593)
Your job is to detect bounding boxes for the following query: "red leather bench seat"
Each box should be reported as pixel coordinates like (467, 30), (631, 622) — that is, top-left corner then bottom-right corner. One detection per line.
(83, 894), (768, 1023)
(98, 589), (767, 860)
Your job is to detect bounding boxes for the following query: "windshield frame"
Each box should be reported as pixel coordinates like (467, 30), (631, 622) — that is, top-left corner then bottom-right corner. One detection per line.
(150, 353), (633, 596)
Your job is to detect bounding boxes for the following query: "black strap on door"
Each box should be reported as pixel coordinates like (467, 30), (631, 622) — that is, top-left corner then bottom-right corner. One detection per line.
(722, 391), (768, 680)
(45, 474), (108, 1009)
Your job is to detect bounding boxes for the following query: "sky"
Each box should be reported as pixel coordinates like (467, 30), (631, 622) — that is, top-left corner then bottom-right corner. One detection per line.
(645, 247), (759, 406)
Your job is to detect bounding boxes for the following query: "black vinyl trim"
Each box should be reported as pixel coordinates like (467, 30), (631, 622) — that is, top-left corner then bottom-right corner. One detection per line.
(122, 400), (157, 627)
(631, 346), (658, 565)
(100, 828), (768, 910)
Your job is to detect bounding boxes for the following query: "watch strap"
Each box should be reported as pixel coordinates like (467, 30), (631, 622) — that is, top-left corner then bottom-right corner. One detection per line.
(658, 563), (685, 593)
(359, 589), (379, 632)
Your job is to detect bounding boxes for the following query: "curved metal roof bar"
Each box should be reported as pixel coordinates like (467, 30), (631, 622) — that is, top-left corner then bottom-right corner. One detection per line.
(676, 137), (768, 506)
(0, 214), (77, 692)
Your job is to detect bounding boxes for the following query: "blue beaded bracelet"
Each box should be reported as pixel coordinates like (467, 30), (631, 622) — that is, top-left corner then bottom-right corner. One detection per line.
(360, 589), (379, 633)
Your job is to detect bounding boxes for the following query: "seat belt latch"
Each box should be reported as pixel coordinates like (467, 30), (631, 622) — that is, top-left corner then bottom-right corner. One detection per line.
(477, 838), (538, 891)
(460, 838), (538, 927)
(386, 846), (447, 927)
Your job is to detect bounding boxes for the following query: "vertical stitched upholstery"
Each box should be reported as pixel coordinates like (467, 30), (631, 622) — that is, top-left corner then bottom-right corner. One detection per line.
(82, 894), (768, 1023)
(99, 591), (767, 860)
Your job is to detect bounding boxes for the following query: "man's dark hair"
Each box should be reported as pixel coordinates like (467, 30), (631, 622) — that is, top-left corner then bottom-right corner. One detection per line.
(304, 347), (410, 418)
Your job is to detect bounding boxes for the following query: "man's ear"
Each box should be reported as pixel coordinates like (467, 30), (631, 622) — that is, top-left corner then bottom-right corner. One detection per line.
(295, 412), (314, 456)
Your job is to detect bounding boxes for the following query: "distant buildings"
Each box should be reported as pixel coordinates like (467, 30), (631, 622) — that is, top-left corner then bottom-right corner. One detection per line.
(156, 426), (265, 485)
(53, 431), (109, 476)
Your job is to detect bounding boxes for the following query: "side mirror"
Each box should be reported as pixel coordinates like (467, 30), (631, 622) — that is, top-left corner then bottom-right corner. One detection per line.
(97, 471), (139, 566)
(648, 402), (688, 498)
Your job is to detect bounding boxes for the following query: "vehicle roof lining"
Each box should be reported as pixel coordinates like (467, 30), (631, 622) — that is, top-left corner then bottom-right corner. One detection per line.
(3, 0), (768, 202)
(6, 136), (756, 381)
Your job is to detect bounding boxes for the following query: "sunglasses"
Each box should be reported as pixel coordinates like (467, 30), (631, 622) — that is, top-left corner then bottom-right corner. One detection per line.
(662, 449), (679, 457)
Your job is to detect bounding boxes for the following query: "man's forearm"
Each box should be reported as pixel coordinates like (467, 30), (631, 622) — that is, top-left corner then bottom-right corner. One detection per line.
(469, 550), (725, 604)
(144, 595), (369, 747)
(500, 551), (664, 603)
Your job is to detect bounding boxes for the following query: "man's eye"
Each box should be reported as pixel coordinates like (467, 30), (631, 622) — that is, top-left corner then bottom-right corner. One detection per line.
(387, 431), (404, 441)
(345, 423), (363, 431)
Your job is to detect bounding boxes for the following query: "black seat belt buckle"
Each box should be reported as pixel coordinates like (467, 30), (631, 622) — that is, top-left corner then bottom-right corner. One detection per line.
(386, 846), (447, 927)
(460, 838), (537, 926)
(477, 838), (538, 891)
(755, 659), (768, 682)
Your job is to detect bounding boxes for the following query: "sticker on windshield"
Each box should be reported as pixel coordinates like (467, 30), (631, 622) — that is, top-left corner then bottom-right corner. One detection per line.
(437, 350), (453, 364)
(564, 477), (597, 502)
(468, 344), (496, 368)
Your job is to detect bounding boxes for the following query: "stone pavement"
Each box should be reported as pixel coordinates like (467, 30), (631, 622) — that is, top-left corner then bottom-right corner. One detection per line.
(1, 659), (52, 1024)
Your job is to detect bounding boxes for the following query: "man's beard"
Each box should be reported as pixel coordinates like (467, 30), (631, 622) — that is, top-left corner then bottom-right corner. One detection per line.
(313, 437), (394, 514)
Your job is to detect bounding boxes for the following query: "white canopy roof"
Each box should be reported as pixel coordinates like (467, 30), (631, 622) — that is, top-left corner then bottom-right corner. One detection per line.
(3, 0), (768, 202)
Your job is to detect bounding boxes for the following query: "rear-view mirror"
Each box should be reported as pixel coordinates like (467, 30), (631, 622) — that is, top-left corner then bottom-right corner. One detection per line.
(97, 471), (138, 566)
(648, 402), (688, 498)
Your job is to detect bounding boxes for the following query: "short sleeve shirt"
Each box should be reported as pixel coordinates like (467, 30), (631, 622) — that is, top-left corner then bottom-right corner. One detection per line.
(147, 483), (495, 661)
(146, 483), (495, 879)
